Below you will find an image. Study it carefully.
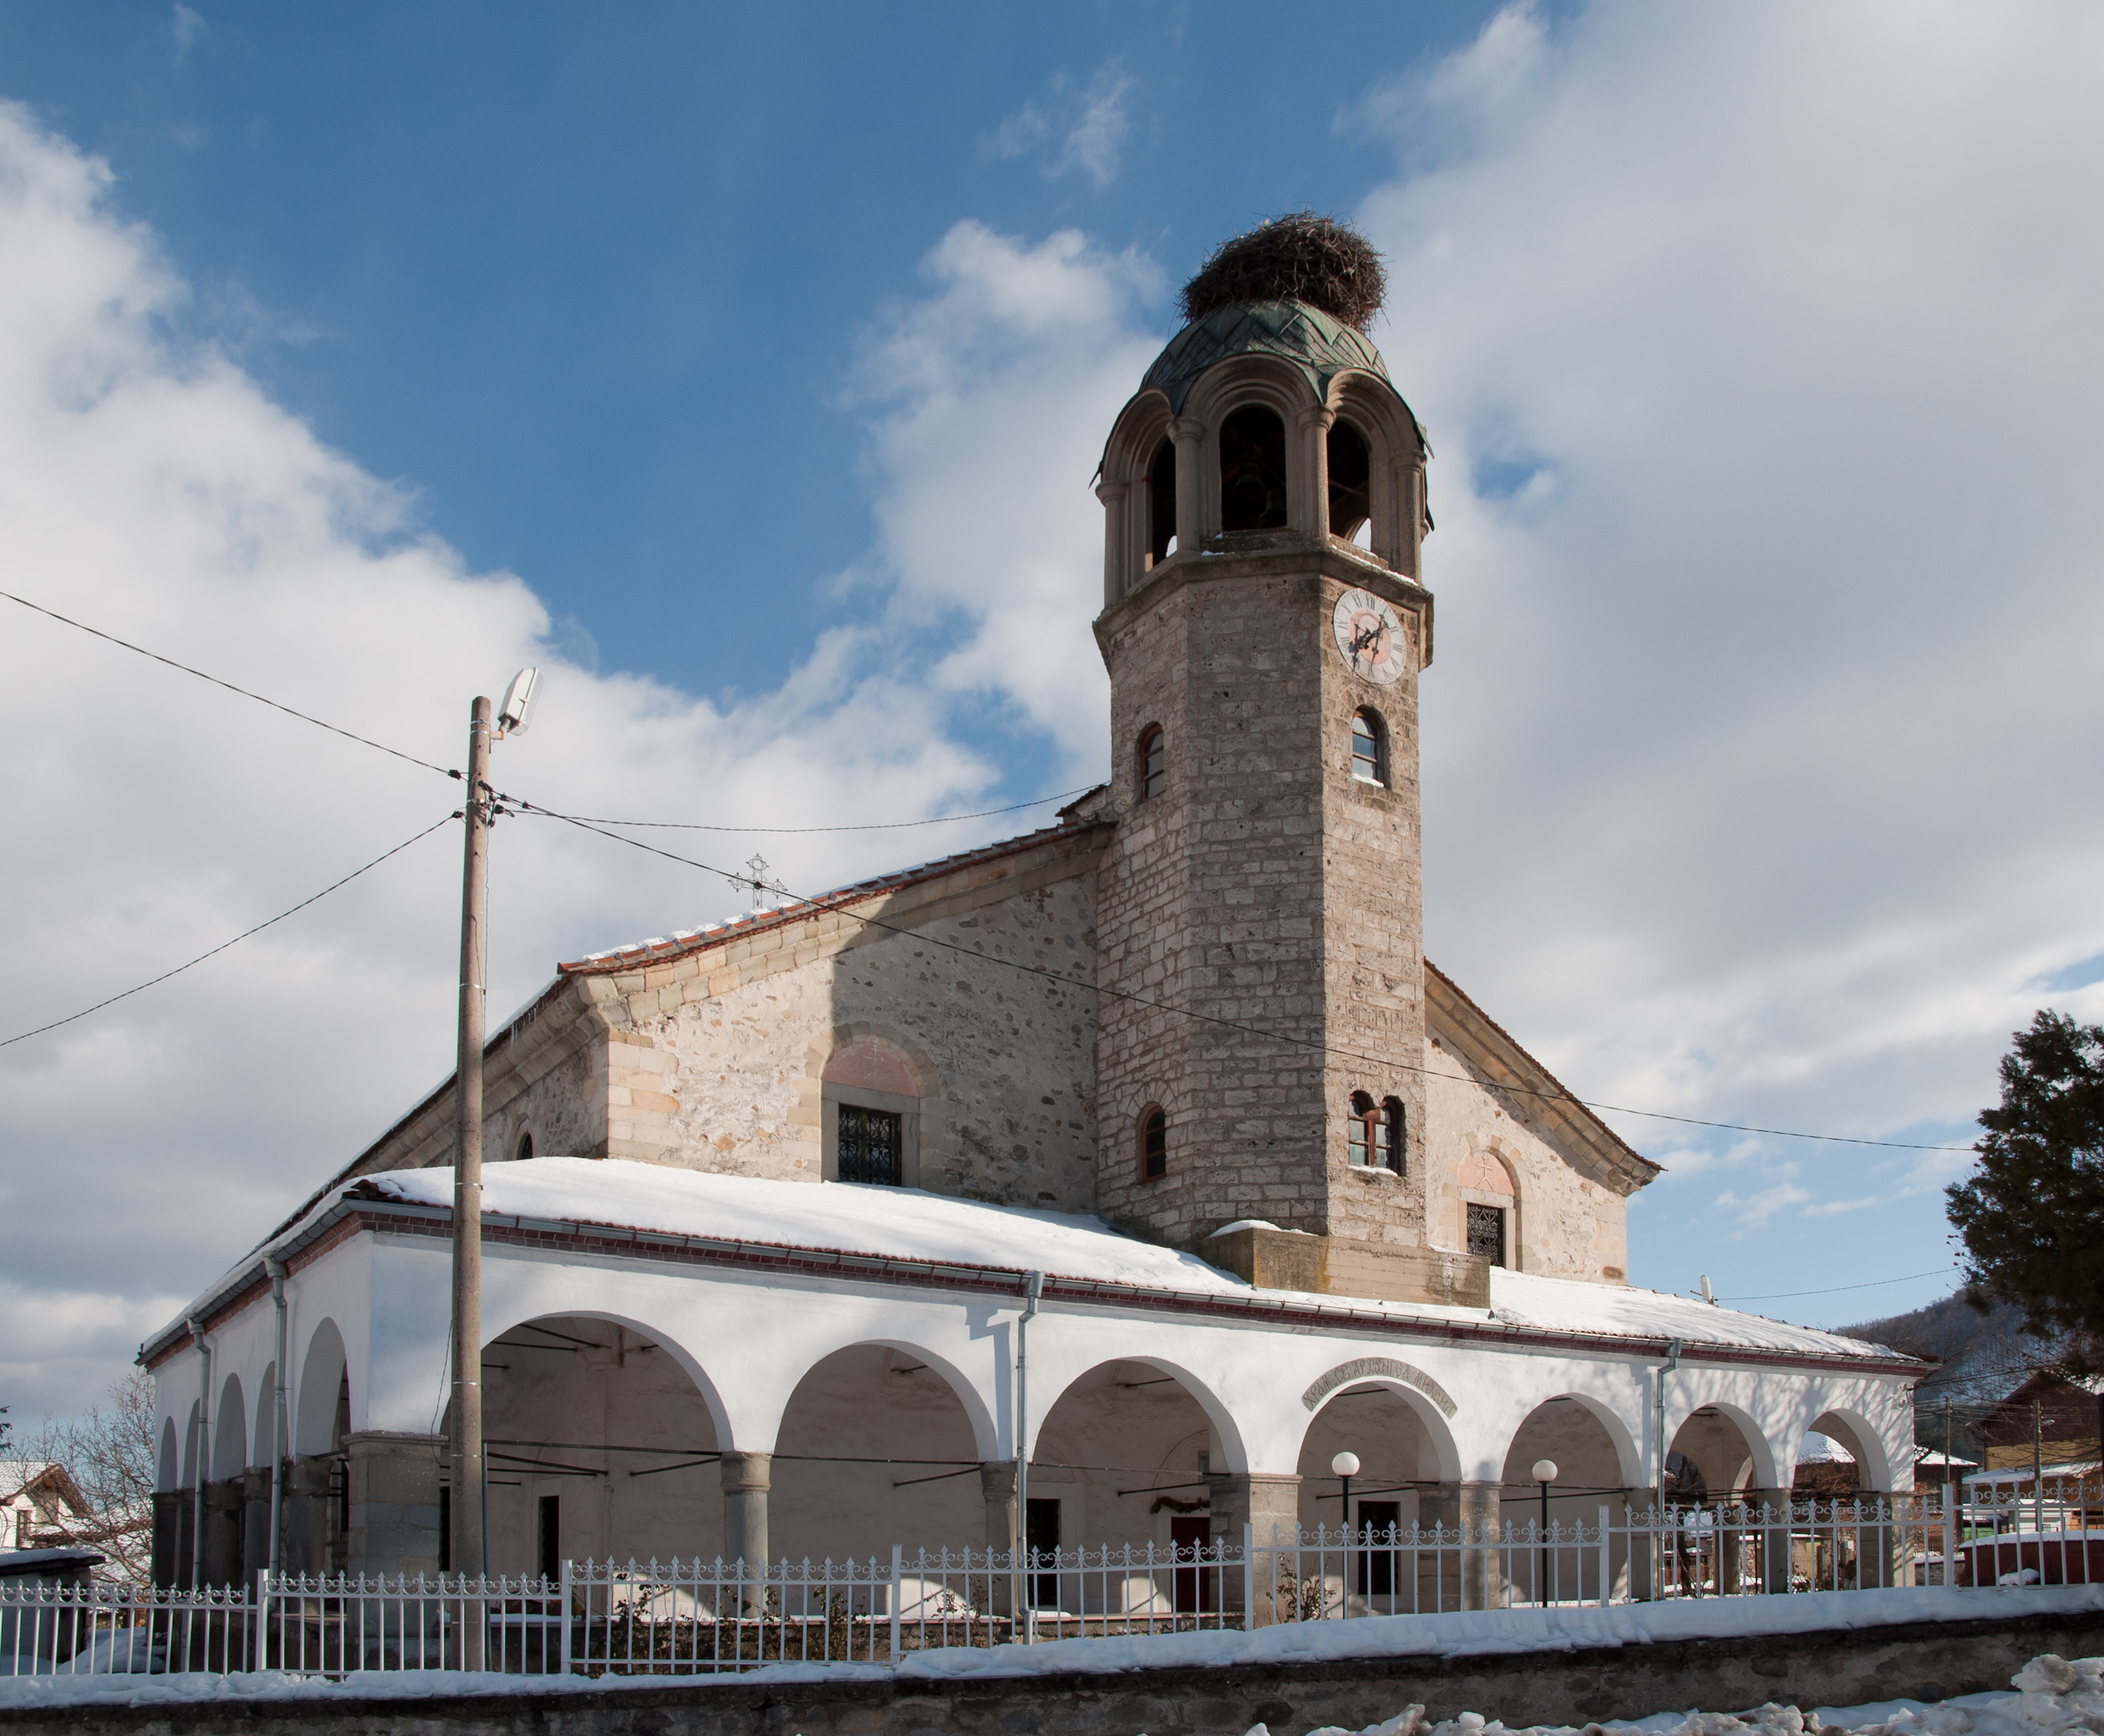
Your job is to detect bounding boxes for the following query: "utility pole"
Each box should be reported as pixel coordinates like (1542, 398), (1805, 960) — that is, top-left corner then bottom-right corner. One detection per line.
(450, 694), (493, 1587)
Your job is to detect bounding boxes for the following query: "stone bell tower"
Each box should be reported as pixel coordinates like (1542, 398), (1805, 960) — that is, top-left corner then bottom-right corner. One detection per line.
(1092, 218), (1457, 1305)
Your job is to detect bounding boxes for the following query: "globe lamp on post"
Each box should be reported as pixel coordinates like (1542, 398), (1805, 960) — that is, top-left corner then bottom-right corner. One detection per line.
(1531, 1458), (1560, 1607)
(1332, 1450), (1362, 1607)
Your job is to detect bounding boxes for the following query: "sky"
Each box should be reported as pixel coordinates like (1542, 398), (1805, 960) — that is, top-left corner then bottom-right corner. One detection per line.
(1, 1), (2101, 1423)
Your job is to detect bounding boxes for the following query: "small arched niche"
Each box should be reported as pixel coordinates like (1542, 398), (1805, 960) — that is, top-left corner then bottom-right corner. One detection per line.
(823, 1037), (921, 1187)
(1328, 419), (1372, 545)
(1220, 405), (1288, 532)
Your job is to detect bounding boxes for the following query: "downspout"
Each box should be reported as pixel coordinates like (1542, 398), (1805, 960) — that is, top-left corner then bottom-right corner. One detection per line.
(187, 1317), (211, 1588)
(1015, 1270), (1044, 1640)
(1656, 1338), (1683, 1508)
(265, 1258), (290, 1577)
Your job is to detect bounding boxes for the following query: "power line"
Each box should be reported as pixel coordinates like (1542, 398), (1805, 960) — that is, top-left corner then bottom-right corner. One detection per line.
(3, 589), (1094, 832)
(503, 795), (1978, 1154)
(0, 815), (458, 1050)
(1721, 1267), (1960, 1303)
(1, 589), (457, 780)
(560, 787), (1098, 834)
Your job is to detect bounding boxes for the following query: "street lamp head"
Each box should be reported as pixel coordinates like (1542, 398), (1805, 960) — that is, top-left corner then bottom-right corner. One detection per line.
(1331, 1451), (1361, 1479)
(497, 667), (539, 738)
(1532, 1458), (1560, 1484)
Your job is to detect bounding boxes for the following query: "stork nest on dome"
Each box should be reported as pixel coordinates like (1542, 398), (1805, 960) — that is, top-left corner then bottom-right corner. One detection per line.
(1180, 213), (1387, 332)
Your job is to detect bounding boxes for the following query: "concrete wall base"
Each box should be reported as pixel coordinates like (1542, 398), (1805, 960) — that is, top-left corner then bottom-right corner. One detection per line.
(3, 1603), (2095, 1736)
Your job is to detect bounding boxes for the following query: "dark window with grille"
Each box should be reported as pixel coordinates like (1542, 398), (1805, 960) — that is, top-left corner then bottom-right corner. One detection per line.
(1138, 726), (1166, 800)
(838, 1105), (902, 1186)
(1351, 710), (1386, 785)
(1141, 1108), (1167, 1180)
(1467, 1202), (1506, 1266)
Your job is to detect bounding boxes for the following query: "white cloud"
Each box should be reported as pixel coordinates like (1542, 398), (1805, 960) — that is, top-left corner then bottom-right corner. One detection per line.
(983, 63), (1138, 190)
(170, 3), (206, 62)
(1345, 3), (2104, 1226)
(0, 111), (1137, 1417)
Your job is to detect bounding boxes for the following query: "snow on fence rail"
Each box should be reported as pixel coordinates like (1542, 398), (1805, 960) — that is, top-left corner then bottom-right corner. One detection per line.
(3, 1486), (2096, 1680)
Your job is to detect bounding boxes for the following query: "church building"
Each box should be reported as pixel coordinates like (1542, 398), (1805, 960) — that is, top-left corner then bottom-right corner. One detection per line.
(143, 220), (1920, 1605)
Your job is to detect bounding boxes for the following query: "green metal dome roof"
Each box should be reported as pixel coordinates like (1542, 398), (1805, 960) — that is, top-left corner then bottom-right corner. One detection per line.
(1140, 299), (1397, 413)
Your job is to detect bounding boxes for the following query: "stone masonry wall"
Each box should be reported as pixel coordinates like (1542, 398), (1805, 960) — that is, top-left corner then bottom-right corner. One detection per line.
(556, 829), (1109, 1213)
(1095, 549), (1330, 1246)
(1094, 538), (1434, 1259)
(1421, 1033), (1629, 1282)
(18, 1606), (2097, 1736)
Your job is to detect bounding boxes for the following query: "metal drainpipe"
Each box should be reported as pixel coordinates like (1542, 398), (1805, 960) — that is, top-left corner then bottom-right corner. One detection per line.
(187, 1317), (210, 1588)
(1014, 1270), (1044, 1641)
(1656, 1338), (1683, 1507)
(265, 1258), (290, 1578)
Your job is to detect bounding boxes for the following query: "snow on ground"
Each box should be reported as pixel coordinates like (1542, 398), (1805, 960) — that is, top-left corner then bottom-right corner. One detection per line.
(3, 1587), (2097, 1715)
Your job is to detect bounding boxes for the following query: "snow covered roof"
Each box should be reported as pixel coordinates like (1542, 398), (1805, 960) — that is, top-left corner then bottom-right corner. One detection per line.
(1484, 1270), (1903, 1364)
(371, 1159), (1250, 1296)
(148, 1157), (1916, 1377)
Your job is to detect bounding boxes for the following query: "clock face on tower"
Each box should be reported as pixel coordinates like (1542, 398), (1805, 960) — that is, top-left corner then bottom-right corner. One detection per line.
(1331, 589), (1410, 686)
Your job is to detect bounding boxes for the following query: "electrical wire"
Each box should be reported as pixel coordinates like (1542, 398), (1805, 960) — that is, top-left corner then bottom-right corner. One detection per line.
(4, 588), (1104, 832)
(0, 590), (1979, 1154)
(502, 794), (1980, 1154)
(0, 815), (458, 1050)
(1720, 1266), (1959, 1303)
(1, 589), (459, 780)
(558, 787), (1097, 834)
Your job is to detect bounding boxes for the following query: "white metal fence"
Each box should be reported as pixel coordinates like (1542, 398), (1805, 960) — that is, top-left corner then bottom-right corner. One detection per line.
(4, 1483), (2095, 1680)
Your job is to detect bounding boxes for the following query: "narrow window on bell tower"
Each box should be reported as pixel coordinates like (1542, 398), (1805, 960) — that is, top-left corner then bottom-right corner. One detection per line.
(1220, 405), (1288, 532)
(1147, 437), (1177, 567)
(1141, 1107), (1167, 1180)
(1328, 419), (1371, 546)
(1380, 1096), (1405, 1176)
(1137, 725), (1166, 800)
(1351, 710), (1387, 786)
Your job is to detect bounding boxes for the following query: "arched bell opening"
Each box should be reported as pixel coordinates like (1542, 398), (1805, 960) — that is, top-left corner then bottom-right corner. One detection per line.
(464, 1312), (724, 1578)
(1029, 1360), (1232, 1615)
(1220, 405), (1289, 532)
(1147, 437), (1177, 567)
(1327, 419), (1371, 546)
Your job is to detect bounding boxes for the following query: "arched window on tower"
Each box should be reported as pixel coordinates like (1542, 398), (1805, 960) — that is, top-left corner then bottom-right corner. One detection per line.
(1220, 405), (1288, 532)
(516, 1130), (534, 1162)
(1137, 725), (1166, 800)
(1379, 1096), (1405, 1176)
(1147, 437), (1177, 567)
(1140, 1106), (1167, 1180)
(1347, 1091), (1378, 1166)
(1351, 709), (1387, 786)
(1328, 419), (1371, 546)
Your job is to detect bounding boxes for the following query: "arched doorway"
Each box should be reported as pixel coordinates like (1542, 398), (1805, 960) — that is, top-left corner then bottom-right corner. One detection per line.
(1028, 1359), (1228, 1620)
(470, 1312), (724, 1577)
(770, 1343), (990, 1565)
(1296, 1381), (1459, 1615)
(1502, 1397), (1639, 1606)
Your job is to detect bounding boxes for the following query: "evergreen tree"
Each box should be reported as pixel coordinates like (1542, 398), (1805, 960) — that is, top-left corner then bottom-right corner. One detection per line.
(1946, 1009), (2104, 1367)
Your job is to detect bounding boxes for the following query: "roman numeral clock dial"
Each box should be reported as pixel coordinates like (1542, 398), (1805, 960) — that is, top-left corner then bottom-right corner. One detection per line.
(1331, 589), (1409, 685)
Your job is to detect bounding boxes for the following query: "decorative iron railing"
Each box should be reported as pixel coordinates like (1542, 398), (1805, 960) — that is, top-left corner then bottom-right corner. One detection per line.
(3, 1483), (2094, 1680)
